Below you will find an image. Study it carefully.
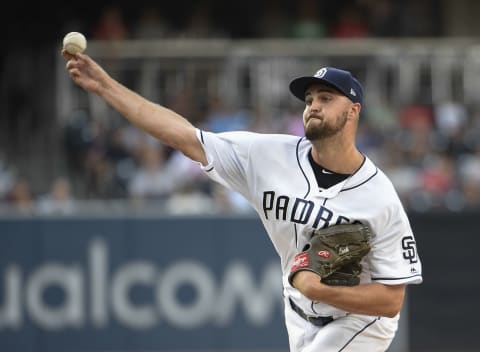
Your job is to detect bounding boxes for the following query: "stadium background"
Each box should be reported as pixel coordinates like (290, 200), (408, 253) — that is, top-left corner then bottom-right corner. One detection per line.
(1, 0), (480, 351)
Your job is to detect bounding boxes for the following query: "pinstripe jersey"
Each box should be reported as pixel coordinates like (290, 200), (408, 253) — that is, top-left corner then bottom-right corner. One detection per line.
(196, 128), (423, 319)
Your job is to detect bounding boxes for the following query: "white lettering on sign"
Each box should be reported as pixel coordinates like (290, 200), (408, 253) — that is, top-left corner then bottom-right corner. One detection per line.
(0, 238), (282, 331)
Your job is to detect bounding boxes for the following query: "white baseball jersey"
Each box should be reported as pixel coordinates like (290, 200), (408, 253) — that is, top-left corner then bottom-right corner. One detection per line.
(196, 129), (423, 351)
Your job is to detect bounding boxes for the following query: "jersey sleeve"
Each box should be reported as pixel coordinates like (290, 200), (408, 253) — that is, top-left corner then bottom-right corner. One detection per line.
(368, 201), (423, 286)
(195, 129), (256, 201)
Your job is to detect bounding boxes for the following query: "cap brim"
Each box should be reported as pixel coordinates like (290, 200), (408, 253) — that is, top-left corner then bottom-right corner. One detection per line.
(289, 76), (344, 102)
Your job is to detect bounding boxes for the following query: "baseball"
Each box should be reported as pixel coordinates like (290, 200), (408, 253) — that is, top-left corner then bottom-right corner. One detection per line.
(63, 32), (87, 55)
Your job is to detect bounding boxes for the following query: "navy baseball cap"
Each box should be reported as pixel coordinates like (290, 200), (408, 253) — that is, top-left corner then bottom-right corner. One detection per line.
(289, 67), (363, 106)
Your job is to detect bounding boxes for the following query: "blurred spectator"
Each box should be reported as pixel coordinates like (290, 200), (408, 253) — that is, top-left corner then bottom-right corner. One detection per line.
(289, 0), (327, 38)
(63, 109), (94, 189)
(462, 107), (480, 152)
(363, 97), (398, 131)
(177, 1), (227, 38)
(248, 104), (301, 135)
(331, 3), (370, 38)
(0, 152), (15, 199)
(118, 124), (162, 154)
(204, 95), (251, 132)
(6, 177), (35, 215)
(434, 98), (468, 137)
(165, 185), (217, 215)
(410, 153), (463, 212)
(127, 143), (175, 204)
(381, 141), (421, 207)
(105, 126), (135, 163)
(361, 0), (400, 37)
(420, 153), (456, 199)
(283, 114), (305, 137)
(92, 5), (129, 40)
(399, 103), (435, 130)
(210, 183), (254, 214)
(399, 0), (441, 37)
(36, 177), (77, 215)
(167, 87), (202, 125)
(84, 148), (125, 199)
(75, 119), (126, 198)
(458, 152), (480, 208)
(355, 119), (386, 159)
(104, 126), (136, 191)
(256, 0), (290, 38)
(132, 6), (169, 39)
(433, 98), (470, 155)
(396, 103), (436, 163)
(162, 149), (210, 191)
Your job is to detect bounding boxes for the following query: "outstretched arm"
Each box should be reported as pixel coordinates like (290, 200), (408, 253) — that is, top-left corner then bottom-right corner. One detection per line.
(292, 271), (405, 318)
(62, 50), (207, 165)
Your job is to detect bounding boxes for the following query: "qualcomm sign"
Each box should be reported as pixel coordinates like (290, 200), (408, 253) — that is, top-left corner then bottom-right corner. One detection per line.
(0, 238), (283, 331)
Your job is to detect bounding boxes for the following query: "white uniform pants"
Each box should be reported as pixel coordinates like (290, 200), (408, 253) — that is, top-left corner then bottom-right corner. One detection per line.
(284, 298), (399, 352)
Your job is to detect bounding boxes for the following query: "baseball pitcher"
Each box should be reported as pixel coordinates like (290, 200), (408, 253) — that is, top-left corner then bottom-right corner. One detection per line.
(62, 47), (422, 351)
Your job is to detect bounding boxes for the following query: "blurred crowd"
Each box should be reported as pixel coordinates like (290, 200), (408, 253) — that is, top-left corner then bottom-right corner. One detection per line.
(2, 91), (480, 216)
(61, 0), (440, 42)
(3, 0), (479, 216)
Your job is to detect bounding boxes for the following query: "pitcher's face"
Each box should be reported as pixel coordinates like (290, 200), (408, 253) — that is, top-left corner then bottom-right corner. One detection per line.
(303, 84), (351, 141)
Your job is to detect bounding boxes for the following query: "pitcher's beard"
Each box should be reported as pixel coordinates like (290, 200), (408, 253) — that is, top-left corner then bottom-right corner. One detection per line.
(305, 111), (348, 141)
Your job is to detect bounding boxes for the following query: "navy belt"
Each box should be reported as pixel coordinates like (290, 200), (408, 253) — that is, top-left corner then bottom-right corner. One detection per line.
(289, 298), (334, 327)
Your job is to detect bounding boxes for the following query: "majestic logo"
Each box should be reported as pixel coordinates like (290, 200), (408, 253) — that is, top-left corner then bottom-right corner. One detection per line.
(402, 236), (418, 264)
(315, 68), (327, 78)
(317, 250), (331, 258)
(338, 246), (350, 255)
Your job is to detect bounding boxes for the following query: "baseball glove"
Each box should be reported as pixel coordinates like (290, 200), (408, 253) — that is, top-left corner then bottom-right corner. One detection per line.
(288, 223), (371, 287)
(321, 262), (363, 286)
